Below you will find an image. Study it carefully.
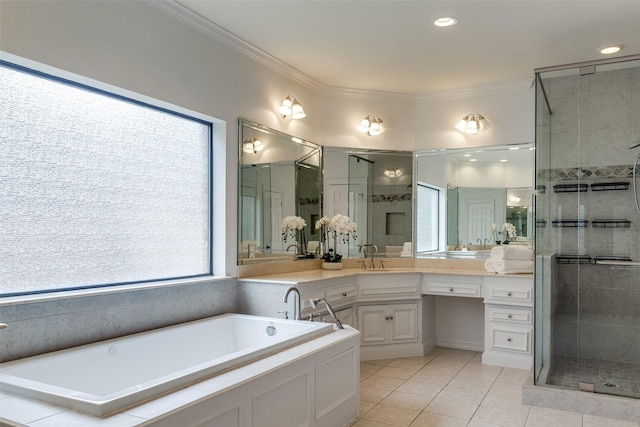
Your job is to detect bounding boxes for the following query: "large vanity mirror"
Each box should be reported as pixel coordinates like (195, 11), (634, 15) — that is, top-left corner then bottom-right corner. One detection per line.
(238, 119), (322, 265)
(324, 147), (413, 259)
(415, 143), (534, 256)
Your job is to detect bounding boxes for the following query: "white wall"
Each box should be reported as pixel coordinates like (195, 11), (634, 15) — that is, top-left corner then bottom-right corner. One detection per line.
(0, 0), (536, 276)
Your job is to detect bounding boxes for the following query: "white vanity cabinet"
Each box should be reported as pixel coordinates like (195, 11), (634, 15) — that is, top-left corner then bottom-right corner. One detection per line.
(356, 273), (435, 360)
(299, 277), (357, 322)
(482, 276), (534, 369)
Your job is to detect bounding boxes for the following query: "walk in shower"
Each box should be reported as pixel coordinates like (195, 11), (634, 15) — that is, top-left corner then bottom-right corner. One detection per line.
(534, 55), (640, 400)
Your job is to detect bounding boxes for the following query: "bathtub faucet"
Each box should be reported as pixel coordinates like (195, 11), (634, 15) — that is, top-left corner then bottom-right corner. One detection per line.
(283, 286), (301, 320)
(309, 298), (344, 330)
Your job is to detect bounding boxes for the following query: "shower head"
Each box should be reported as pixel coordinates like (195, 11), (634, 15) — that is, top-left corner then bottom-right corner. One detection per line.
(630, 140), (640, 150)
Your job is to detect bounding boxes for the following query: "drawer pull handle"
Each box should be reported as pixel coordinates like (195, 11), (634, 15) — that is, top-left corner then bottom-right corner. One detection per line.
(507, 292), (512, 297)
(449, 288), (454, 292)
(342, 293), (347, 297)
(507, 338), (512, 342)
(384, 316), (394, 321)
(507, 314), (513, 319)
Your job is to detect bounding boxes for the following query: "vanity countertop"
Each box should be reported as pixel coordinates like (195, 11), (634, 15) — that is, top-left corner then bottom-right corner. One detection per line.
(236, 266), (533, 285)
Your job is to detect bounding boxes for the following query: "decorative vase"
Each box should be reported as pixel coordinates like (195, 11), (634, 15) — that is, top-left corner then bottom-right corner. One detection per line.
(322, 262), (343, 270)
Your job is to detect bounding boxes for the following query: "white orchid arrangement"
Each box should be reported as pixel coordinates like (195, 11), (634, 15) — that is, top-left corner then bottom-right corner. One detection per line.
(502, 222), (517, 239)
(315, 214), (357, 262)
(281, 216), (306, 243)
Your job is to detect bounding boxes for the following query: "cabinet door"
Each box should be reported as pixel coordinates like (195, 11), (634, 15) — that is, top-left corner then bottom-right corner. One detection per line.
(357, 305), (388, 345)
(336, 306), (355, 328)
(389, 304), (418, 343)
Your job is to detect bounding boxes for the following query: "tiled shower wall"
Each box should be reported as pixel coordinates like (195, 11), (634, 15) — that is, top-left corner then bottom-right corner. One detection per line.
(537, 65), (640, 372)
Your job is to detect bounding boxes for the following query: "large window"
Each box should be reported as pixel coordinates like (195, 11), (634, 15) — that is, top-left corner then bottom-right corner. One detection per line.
(0, 61), (212, 296)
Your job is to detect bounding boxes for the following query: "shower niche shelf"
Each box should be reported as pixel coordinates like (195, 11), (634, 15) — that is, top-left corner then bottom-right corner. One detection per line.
(591, 219), (631, 228)
(556, 255), (591, 264)
(553, 183), (587, 193)
(590, 181), (629, 191)
(552, 219), (589, 228)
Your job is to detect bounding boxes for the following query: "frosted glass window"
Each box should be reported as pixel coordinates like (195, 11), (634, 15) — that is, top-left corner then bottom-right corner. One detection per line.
(0, 63), (211, 296)
(416, 184), (439, 252)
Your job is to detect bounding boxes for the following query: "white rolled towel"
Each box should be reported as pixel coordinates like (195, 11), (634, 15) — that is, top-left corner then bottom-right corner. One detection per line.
(491, 245), (533, 260)
(493, 259), (534, 275)
(484, 259), (496, 273)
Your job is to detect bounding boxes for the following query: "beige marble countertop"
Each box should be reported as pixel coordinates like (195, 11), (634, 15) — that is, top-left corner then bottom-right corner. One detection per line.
(237, 261), (533, 284)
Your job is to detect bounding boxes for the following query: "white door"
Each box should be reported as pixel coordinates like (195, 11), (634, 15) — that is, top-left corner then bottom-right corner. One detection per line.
(357, 305), (388, 345)
(467, 201), (494, 244)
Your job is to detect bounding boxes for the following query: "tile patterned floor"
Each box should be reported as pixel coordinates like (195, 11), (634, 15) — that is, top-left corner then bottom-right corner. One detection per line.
(548, 356), (640, 398)
(351, 347), (640, 427)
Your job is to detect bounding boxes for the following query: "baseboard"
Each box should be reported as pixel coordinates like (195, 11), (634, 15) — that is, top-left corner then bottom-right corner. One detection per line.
(360, 343), (425, 361)
(436, 338), (484, 352)
(482, 351), (532, 370)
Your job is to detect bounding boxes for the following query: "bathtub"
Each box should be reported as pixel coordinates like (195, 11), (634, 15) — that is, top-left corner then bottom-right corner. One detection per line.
(0, 313), (334, 417)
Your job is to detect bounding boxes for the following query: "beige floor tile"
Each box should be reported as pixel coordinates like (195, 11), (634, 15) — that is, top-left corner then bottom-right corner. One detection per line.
(380, 391), (434, 410)
(364, 358), (395, 366)
(525, 406), (582, 427)
(583, 414), (640, 427)
(457, 363), (502, 380)
(495, 367), (531, 385)
(482, 381), (524, 409)
(360, 400), (376, 417)
(396, 380), (444, 397)
(387, 358), (428, 370)
(437, 384), (487, 402)
(361, 362), (384, 379)
(467, 421), (502, 427)
(376, 365), (421, 380)
(423, 394), (481, 420)
(361, 404), (421, 427)
(410, 370), (456, 385)
(409, 412), (468, 427)
(361, 374), (406, 391)
(446, 374), (495, 392)
(361, 385), (393, 404)
(471, 404), (530, 427)
(350, 419), (392, 427)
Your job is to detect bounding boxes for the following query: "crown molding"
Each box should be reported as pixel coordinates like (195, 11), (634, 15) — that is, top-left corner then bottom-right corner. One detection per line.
(416, 79), (534, 103)
(146, 0), (323, 91)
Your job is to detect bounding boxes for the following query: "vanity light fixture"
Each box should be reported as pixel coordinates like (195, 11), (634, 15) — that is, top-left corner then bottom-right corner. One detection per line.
(511, 195), (521, 203)
(455, 113), (489, 135)
(599, 44), (623, 55)
(384, 168), (402, 178)
(243, 137), (264, 154)
(357, 115), (383, 136)
(279, 95), (306, 119)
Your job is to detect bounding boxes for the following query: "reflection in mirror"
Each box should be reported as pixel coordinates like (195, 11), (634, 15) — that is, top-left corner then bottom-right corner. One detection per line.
(415, 143), (534, 257)
(324, 148), (413, 258)
(238, 119), (322, 265)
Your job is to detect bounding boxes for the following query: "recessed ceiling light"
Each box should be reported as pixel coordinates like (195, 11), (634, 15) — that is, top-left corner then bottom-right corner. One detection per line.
(434, 17), (457, 27)
(599, 44), (624, 55)
(509, 147), (520, 150)
(500, 159), (508, 162)
(463, 153), (471, 157)
(470, 158), (477, 162)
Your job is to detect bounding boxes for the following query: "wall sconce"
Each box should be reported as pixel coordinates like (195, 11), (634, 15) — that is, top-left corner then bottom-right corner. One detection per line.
(455, 113), (489, 135)
(243, 137), (264, 154)
(357, 115), (383, 136)
(384, 168), (402, 178)
(511, 195), (521, 203)
(278, 95), (306, 119)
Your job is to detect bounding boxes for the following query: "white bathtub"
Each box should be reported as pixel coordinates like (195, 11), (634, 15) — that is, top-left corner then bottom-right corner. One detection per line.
(0, 313), (334, 417)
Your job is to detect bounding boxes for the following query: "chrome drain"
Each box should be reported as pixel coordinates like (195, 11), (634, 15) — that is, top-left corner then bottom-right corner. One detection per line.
(603, 382), (618, 388)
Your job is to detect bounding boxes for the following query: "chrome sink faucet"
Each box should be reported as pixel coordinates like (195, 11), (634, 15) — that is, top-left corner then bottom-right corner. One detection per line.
(359, 244), (378, 269)
(286, 244), (299, 254)
(283, 286), (301, 320)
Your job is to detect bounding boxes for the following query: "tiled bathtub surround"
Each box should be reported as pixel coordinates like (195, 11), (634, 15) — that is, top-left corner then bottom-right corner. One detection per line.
(0, 278), (237, 362)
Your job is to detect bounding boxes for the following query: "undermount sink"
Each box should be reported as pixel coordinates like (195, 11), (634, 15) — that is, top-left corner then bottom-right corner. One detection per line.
(444, 250), (492, 259)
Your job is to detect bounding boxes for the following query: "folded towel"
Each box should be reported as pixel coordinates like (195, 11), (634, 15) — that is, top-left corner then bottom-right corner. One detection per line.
(491, 245), (533, 261)
(484, 259), (496, 273)
(493, 259), (534, 275)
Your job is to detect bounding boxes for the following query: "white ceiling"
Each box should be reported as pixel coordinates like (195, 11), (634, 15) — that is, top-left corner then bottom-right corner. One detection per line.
(174, 1), (640, 95)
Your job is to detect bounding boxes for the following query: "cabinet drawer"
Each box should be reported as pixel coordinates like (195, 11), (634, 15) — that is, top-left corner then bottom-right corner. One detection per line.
(487, 306), (532, 325)
(484, 280), (533, 306)
(357, 273), (420, 300)
(326, 284), (357, 308)
(488, 323), (531, 354)
(423, 281), (481, 298)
